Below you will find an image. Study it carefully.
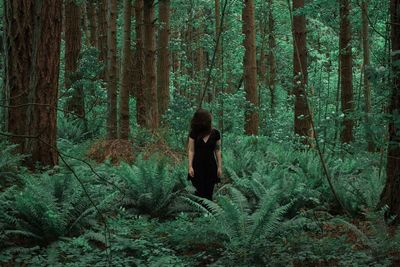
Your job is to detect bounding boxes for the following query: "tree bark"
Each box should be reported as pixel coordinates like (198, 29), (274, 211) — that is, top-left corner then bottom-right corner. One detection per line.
(339, 0), (354, 144)
(242, 0), (259, 135)
(120, 0), (132, 139)
(267, 0), (276, 115)
(293, 0), (314, 143)
(64, 0), (84, 119)
(215, 0), (224, 130)
(3, 0), (34, 152)
(379, 0), (400, 223)
(144, 0), (159, 130)
(98, 0), (108, 78)
(361, 0), (374, 151)
(82, 3), (90, 46)
(195, 10), (206, 102)
(171, 30), (181, 89)
(87, 1), (98, 48)
(157, 0), (170, 119)
(106, 0), (118, 139)
(25, 0), (63, 167)
(134, 0), (146, 127)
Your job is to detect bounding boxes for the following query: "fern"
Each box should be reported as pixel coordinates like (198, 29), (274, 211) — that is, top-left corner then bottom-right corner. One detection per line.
(116, 156), (184, 218)
(185, 182), (292, 263)
(0, 172), (104, 246)
(332, 207), (400, 261)
(0, 140), (26, 188)
(57, 117), (89, 143)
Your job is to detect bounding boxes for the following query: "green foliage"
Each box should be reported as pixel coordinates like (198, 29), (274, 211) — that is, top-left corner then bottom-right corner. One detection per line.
(116, 157), (186, 218)
(0, 172), (103, 247)
(0, 140), (25, 187)
(183, 183), (292, 265)
(57, 117), (90, 144)
(333, 208), (400, 263)
(59, 46), (106, 142)
(0, 135), (397, 266)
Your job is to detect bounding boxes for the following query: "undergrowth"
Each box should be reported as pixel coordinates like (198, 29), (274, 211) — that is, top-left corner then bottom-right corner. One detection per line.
(0, 134), (397, 266)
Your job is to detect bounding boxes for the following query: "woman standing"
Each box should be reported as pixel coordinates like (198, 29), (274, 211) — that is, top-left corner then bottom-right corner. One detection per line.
(187, 109), (222, 200)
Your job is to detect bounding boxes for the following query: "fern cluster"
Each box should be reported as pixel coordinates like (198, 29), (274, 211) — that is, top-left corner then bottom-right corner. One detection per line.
(0, 172), (102, 247)
(184, 182), (293, 265)
(0, 140), (26, 188)
(115, 156), (186, 218)
(222, 135), (384, 217)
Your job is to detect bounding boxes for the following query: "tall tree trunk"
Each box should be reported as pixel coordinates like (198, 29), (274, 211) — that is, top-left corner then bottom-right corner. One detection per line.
(157, 0), (170, 119)
(82, 3), (90, 46)
(379, 0), (400, 223)
(64, 0), (84, 118)
(144, 0), (159, 130)
(171, 29), (181, 91)
(98, 0), (108, 78)
(215, 0), (224, 130)
(267, 0), (276, 115)
(293, 0), (314, 143)
(361, 0), (374, 151)
(87, 1), (98, 48)
(120, 0), (132, 139)
(339, 0), (354, 144)
(3, 0), (33, 152)
(258, 4), (268, 132)
(106, 0), (118, 139)
(195, 10), (206, 102)
(242, 0), (259, 135)
(25, 0), (62, 167)
(134, 0), (146, 127)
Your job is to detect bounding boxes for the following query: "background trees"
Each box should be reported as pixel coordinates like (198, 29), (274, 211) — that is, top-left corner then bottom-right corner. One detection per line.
(339, 0), (354, 144)
(2, 0), (400, 265)
(0, 0), (395, 182)
(243, 0), (259, 135)
(4, 0), (62, 167)
(292, 0), (314, 144)
(379, 0), (400, 223)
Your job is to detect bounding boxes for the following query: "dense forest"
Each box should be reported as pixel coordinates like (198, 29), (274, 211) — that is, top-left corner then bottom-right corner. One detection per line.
(0, 0), (400, 266)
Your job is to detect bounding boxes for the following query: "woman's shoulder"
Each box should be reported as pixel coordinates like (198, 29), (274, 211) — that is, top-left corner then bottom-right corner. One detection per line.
(212, 128), (221, 140)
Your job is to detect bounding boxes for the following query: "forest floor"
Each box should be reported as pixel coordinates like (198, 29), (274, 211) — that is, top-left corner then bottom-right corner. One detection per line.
(0, 135), (399, 266)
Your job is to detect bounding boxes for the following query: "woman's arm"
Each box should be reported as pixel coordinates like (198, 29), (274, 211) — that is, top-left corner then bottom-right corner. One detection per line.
(215, 140), (222, 177)
(188, 138), (195, 177)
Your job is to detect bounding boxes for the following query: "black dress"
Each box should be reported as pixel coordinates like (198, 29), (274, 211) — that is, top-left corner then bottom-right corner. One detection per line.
(187, 128), (221, 200)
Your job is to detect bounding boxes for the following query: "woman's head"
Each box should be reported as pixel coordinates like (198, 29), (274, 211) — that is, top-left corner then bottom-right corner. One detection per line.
(190, 108), (212, 137)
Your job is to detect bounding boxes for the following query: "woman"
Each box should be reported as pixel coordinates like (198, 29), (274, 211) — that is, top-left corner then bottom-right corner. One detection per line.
(187, 108), (222, 200)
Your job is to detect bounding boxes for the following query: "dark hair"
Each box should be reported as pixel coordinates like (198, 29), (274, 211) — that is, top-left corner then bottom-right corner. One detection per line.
(190, 108), (212, 138)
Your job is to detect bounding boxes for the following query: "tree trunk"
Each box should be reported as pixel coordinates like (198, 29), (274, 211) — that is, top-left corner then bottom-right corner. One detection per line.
(82, 3), (90, 46)
(120, 0), (132, 139)
(98, 0), (108, 78)
(242, 0), (259, 135)
(106, 0), (118, 139)
(267, 0), (276, 115)
(339, 0), (354, 144)
(25, 0), (63, 167)
(64, 0), (84, 119)
(195, 10), (206, 102)
(293, 0), (314, 143)
(171, 29), (181, 91)
(87, 1), (98, 48)
(134, 0), (146, 127)
(144, 0), (159, 130)
(258, 5), (267, 132)
(157, 0), (170, 119)
(379, 0), (400, 223)
(215, 0), (224, 130)
(3, 0), (33, 152)
(361, 0), (374, 151)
